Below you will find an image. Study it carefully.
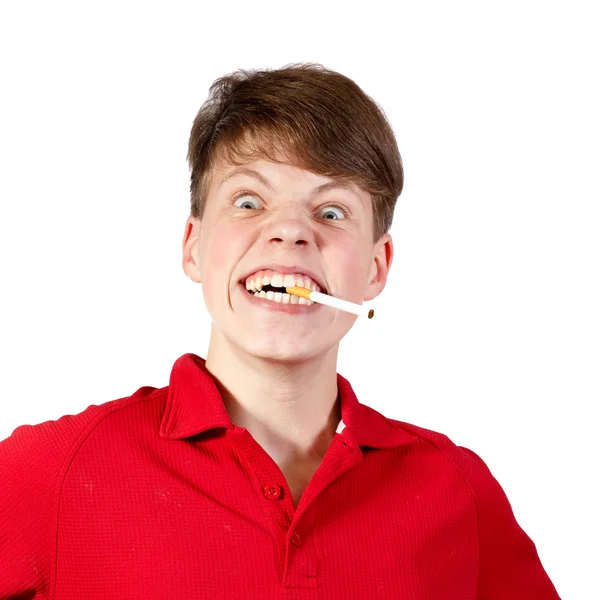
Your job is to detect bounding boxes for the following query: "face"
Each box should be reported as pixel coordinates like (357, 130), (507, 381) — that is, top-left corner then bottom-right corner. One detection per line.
(182, 155), (393, 363)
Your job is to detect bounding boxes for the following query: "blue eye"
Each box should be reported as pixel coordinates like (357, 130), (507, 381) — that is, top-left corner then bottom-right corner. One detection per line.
(319, 205), (346, 220)
(233, 194), (260, 209)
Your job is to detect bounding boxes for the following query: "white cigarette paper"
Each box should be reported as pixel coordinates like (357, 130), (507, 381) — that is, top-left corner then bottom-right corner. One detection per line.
(286, 286), (374, 319)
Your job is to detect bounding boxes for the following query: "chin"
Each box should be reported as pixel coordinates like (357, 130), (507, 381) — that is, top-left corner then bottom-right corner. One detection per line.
(235, 340), (316, 363)
(254, 346), (312, 362)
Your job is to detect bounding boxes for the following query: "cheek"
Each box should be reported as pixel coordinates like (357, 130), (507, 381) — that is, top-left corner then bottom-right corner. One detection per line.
(198, 223), (247, 288)
(206, 234), (232, 272)
(333, 246), (371, 300)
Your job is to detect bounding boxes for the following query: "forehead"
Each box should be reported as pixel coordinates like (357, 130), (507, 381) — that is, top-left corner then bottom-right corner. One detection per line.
(210, 155), (371, 205)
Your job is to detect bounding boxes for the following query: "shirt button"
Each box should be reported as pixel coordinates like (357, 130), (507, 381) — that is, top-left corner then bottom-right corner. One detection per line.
(263, 484), (282, 500)
(291, 531), (302, 546)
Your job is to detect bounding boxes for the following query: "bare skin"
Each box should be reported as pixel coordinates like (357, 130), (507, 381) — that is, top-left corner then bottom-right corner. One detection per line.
(182, 155), (393, 504)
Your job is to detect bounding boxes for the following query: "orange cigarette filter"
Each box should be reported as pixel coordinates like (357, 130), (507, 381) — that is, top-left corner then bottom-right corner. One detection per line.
(286, 286), (374, 319)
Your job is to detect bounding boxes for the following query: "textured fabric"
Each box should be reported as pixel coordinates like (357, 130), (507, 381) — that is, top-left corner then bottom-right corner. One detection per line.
(0, 353), (561, 599)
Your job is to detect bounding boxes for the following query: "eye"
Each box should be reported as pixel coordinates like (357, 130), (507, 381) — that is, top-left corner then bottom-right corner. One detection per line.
(231, 191), (349, 220)
(232, 192), (260, 210)
(318, 203), (348, 220)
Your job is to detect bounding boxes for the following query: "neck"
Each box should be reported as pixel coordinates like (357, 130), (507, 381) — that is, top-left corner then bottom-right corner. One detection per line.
(204, 325), (342, 467)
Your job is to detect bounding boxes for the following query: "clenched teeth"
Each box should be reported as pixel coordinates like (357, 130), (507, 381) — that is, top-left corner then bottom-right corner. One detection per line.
(254, 290), (313, 305)
(245, 272), (321, 293)
(243, 270), (323, 306)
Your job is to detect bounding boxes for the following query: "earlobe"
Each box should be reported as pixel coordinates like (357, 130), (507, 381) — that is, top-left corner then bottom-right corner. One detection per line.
(182, 217), (202, 283)
(182, 253), (202, 283)
(365, 233), (393, 301)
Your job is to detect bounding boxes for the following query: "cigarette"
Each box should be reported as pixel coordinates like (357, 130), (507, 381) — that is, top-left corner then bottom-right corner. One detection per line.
(286, 286), (374, 319)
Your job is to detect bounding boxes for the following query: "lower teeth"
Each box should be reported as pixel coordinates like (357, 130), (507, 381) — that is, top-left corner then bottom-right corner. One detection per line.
(252, 290), (313, 305)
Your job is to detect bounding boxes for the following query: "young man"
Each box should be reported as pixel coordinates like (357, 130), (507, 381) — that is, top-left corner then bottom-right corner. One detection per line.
(0, 65), (561, 598)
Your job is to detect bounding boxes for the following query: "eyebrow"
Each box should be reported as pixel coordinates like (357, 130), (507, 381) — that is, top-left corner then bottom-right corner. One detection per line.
(219, 167), (361, 199)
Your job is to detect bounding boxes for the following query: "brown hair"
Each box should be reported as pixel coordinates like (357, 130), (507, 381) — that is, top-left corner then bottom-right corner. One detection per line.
(186, 63), (403, 244)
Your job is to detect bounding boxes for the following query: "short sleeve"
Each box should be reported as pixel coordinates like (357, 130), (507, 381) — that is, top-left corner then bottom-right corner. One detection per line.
(0, 416), (84, 599)
(460, 446), (562, 599)
(0, 425), (52, 596)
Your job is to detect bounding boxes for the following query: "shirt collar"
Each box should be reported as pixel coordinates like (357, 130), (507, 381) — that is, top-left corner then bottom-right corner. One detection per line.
(159, 353), (418, 449)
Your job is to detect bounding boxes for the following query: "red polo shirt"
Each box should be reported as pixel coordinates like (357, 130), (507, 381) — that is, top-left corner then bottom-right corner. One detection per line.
(1, 353), (560, 599)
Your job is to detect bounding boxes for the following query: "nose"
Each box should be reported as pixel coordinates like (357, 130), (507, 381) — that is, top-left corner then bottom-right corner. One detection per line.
(262, 208), (315, 247)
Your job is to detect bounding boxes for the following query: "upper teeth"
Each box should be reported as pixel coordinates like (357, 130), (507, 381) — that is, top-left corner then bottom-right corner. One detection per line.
(245, 272), (321, 292)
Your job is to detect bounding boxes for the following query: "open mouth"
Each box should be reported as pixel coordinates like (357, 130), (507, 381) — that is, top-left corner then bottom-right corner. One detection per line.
(245, 283), (289, 295)
(239, 278), (327, 296)
(238, 281), (319, 307)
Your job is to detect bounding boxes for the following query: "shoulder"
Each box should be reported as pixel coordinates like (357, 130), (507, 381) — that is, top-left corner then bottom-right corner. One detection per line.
(0, 385), (163, 592)
(0, 384), (163, 509)
(385, 423), (559, 595)
(389, 418), (502, 499)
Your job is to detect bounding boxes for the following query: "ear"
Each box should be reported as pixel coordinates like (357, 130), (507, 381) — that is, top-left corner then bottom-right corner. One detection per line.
(364, 233), (393, 302)
(182, 216), (202, 283)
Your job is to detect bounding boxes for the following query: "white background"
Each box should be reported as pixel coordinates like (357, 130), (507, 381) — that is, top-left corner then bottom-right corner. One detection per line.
(1, 1), (598, 596)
